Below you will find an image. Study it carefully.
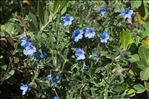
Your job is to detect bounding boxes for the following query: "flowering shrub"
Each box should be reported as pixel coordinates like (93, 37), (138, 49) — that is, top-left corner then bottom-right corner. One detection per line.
(0, 0), (149, 99)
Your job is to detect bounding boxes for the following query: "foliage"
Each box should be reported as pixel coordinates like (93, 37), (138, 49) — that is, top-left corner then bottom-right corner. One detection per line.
(0, 0), (149, 99)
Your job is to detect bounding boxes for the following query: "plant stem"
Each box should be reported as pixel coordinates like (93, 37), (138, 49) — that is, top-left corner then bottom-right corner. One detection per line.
(79, 84), (85, 99)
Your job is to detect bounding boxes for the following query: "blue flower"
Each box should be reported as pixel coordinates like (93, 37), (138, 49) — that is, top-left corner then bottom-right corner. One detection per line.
(62, 14), (74, 26)
(19, 37), (38, 57)
(52, 96), (58, 99)
(84, 28), (95, 39)
(75, 48), (85, 60)
(92, 53), (97, 60)
(99, 32), (109, 44)
(23, 44), (37, 56)
(47, 75), (60, 84)
(20, 84), (29, 95)
(19, 37), (28, 47)
(99, 7), (107, 16)
(72, 29), (83, 42)
(120, 8), (133, 19)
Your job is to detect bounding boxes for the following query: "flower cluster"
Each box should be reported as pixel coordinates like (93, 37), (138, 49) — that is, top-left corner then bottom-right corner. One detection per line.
(69, 7), (133, 69)
(18, 5), (135, 97)
(20, 37), (37, 57)
(72, 28), (96, 42)
(72, 29), (109, 44)
(20, 37), (46, 58)
(61, 14), (111, 69)
(73, 31), (109, 60)
(61, 8), (133, 69)
(99, 7), (133, 19)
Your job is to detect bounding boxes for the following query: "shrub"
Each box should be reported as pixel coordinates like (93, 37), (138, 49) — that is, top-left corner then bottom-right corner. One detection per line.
(0, 0), (149, 99)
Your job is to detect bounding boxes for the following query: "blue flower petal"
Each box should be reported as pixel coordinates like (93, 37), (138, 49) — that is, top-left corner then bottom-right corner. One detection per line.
(99, 7), (107, 16)
(99, 32), (109, 44)
(23, 44), (37, 56)
(72, 29), (83, 42)
(85, 28), (95, 39)
(20, 84), (29, 95)
(62, 14), (74, 26)
(19, 37), (29, 48)
(75, 48), (85, 60)
(120, 8), (133, 19)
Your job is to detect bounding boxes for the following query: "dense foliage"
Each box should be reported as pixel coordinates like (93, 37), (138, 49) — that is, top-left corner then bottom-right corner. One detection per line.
(0, 0), (149, 99)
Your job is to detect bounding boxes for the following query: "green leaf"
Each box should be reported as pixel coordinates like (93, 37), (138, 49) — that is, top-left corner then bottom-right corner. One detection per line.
(140, 67), (149, 80)
(133, 84), (145, 94)
(144, 81), (149, 91)
(53, 1), (61, 12)
(138, 45), (149, 66)
(120, 29), (133, 50)
(29, 12), (37, 26)
(135, 36), (141, 45)
(44, 9), (49, 26)
(142, 23), (149, 37)
(29, 12), (38, 31)
(61, 5), (67, 15)
(1, 18), (15, 35)
(54, 0), (68, 11)
(131, 1), (142, 9)
(128, 54), (140, 63)
(124, 88), (136, 97)
(1, 65), (7, 70)
(144, 2), (149, 20)
(4, 70), (15, 80)
(38, 1), (46, 27)
(14, 57), (19, 63)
